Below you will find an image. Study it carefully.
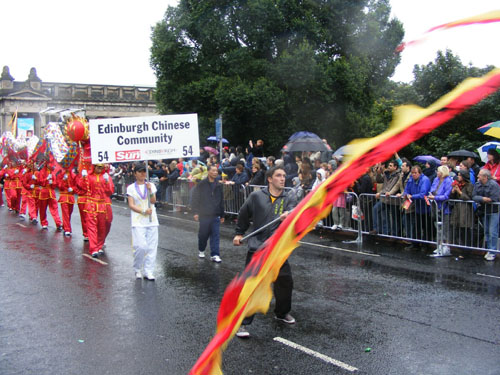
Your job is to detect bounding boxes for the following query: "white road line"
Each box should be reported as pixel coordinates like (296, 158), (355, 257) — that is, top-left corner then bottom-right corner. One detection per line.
(82, 254), (108, 265)
(15, 223), (28, 228)
(299, 241), (380, 257)
(476, 273), (500, 280)
(273, 337), (358, 372)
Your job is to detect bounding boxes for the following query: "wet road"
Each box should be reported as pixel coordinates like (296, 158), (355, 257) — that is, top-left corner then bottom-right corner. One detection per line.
(1, 201), (499, 375)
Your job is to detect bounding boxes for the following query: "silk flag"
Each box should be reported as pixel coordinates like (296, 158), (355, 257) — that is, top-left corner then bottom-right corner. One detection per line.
(396, 10), (500, 52)
(190, 68), (500, 375)
(7, 110), (18, 138)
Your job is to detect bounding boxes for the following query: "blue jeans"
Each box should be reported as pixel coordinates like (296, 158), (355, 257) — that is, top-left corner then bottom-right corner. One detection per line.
(198, 216), (221, 256)
(483, 213), (499, 250)
(372, 201), (388, 234)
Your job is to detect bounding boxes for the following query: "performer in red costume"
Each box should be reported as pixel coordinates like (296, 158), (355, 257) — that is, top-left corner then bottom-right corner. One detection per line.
(20, 162), (38, 222)
(4, 162), (22, 213)
(57, 169), (76, 236)
(77, 164), (114, 258)
(37, 163), (63, 230)
(0, 163), (7, 207)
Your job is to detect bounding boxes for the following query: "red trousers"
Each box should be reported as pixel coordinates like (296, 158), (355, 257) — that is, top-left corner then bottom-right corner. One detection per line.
(105, 204), (113, 237)
(20, 195), (37, 220)
(78, 203), (88, 238)
(38, 198), (62, 227)
(6, 188), (21, 211)
(60, 203), (74, 233)
(86, 211), (107, 254)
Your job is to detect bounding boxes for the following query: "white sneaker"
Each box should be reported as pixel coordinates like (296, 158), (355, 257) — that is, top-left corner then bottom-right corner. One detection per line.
(236, 326), (250, 338)
(484, 252), (496, 261)
(135, 271), (143, 279)
(431, 246), (451, 257)
(144, 273), (156, 281)
(337, 225), (343, 230)
(332, 225), (338, 230)
(211, 255), (222, 263)
(198, 251), (205, 259)
(64, 232), (72, 236)
(41, 225), (48, 230)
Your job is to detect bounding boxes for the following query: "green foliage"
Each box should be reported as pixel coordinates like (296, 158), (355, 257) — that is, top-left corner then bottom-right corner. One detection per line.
(150, 0), (404, 154)
(366, 49), (499, 160)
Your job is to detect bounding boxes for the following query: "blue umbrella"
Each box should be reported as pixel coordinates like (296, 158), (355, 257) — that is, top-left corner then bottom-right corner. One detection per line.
(288, 131), (321, 142)
(207, 136), (229, 144)
(413, 155), (440, 165)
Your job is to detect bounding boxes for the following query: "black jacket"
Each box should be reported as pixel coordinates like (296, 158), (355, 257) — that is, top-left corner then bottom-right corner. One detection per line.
(191, 177), (225, 218)
(235, 187), (296, 251)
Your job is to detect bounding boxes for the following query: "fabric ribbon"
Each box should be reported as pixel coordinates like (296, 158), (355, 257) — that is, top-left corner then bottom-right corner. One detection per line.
(189, 68), (500, 375)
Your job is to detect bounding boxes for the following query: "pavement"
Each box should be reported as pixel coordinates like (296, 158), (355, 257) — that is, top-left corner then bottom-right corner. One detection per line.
(0, 200), (499, 375)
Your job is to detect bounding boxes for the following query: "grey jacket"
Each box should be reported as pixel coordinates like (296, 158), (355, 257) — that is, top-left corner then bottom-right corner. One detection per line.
(472, 179), (500, 214)
(235, 187), (296, 251)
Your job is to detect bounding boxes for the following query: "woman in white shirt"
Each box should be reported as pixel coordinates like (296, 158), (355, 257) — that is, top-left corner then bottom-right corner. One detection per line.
(127, 162), (159, 280)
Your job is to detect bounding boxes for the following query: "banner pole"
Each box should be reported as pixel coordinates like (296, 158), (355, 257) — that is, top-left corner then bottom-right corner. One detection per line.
(145, 160), (152, 222)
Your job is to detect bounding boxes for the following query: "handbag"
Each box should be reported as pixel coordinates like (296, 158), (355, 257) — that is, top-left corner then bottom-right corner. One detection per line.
(351, 205), (365, 221)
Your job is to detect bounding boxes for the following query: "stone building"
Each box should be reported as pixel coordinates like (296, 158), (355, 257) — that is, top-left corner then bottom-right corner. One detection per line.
(0, 66), (158, 136)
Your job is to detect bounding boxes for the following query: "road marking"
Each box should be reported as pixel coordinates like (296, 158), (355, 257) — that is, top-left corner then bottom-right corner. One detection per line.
(476, 273), (500, 280)
(273, 337), (358, 372)
(299, 241), (380, 257)
(16, 223), (28, 228)
(82, 254), (108, 265)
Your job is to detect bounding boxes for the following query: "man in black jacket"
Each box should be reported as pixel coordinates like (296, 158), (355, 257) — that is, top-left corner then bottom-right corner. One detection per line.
(191, 165), (225, 263)
(233, 166), (296, 338)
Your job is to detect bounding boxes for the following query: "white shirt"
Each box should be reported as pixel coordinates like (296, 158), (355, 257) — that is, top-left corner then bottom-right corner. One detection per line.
(126, 182), (159, 227)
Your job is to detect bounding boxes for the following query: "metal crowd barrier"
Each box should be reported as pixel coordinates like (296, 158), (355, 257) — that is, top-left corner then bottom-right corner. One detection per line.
(358, 193), (500, 254)
(112, 177), (500, 254)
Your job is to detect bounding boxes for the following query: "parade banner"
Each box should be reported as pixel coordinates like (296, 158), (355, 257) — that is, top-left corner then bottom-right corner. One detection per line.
(89, 114), (200, 163)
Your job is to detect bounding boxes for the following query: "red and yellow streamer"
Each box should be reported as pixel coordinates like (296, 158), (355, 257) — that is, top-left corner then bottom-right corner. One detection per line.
(190, 68), (500, 375)
(396, 10), (500, 52)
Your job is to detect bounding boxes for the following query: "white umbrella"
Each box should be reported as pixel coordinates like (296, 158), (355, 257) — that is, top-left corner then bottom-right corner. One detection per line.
(478, 141), (500, 163)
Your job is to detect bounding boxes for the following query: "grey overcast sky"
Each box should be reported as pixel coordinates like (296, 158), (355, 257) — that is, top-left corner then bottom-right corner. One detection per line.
(0, 0), (498, 86)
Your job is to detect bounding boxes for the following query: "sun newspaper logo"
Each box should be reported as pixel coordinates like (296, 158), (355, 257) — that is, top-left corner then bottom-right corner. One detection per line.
(116, 150), (141, 161)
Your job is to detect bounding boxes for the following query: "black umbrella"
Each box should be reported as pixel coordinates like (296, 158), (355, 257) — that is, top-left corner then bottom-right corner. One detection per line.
(282, 136), (329, 152)
(448, 149), (478, 158)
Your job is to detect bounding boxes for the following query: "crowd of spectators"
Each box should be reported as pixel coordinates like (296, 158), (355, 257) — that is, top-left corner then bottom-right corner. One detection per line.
(108, 138), (500, 260)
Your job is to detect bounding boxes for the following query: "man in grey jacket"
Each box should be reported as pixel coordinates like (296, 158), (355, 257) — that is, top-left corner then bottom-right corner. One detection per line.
(233, 166), (296, 338)
(370, 160), (401, 235)
(473, 169), (500, 261)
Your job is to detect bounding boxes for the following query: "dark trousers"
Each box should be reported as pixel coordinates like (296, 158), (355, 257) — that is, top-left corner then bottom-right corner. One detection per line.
(198, 216), (220, 256)
(242, 250), (294, 325)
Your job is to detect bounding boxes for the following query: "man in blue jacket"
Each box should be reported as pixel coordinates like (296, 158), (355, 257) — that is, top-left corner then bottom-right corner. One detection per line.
(191, 165), (225, 263)
(403, 165), (431, 249)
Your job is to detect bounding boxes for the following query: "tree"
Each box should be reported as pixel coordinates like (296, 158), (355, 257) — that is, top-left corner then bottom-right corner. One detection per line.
(406, 50), (498, 157)
(150, 0), (404, 153)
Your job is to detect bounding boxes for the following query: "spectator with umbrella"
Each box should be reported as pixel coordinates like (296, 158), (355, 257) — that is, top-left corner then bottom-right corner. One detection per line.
(481, 148), (500, 187)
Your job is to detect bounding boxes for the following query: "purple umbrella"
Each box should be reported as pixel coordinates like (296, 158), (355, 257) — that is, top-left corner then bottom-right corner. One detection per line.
(413, 155), (440, 165)
(203, 146), (219, 155)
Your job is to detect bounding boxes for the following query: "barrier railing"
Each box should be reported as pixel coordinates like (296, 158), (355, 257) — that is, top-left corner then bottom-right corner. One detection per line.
(112, 178), (499, 254)
(437, 199), (500, 254)
(358, 193), (500, 254)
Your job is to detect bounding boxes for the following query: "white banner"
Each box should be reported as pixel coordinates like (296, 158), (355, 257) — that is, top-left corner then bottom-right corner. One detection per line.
(89, 114), (200, 163)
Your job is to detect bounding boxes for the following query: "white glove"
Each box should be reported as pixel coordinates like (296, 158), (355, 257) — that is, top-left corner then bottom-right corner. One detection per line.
(3, 165), (7, 169)
(48, 179), (53, 185)
(14, 169), (19, 174)
(81, 170), (88, 177)
(68, 187), (73, 193)
(103, 173), (109, 181)
(63, 174), (68, 180)
(22, 169), (27, 175)
(30, 184), (35, 189)
(5, 174), (9, 178)
(32, 174), (36, 180)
